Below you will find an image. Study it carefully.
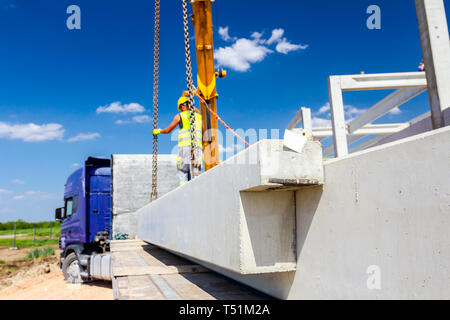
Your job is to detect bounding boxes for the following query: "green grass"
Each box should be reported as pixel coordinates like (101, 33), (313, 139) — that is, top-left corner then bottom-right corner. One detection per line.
(0, 260), (5, 265)
(0, 226), (61, 237)
(27, 248), (55, 259)
(0, 238), (59, 248)
(0, 220), (59, 231)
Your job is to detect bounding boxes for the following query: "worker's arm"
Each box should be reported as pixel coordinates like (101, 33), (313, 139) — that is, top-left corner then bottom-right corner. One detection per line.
(153, 114), (180, 135)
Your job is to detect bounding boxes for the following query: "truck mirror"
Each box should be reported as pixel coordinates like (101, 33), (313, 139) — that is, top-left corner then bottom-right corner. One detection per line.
(55, 207), (64, 221)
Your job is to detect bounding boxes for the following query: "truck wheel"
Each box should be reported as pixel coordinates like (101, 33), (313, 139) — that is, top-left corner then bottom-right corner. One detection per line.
(62, 252), (85, 283)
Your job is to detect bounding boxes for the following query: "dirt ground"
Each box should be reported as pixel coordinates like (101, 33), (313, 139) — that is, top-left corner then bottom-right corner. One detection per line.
(0, 234), (27, 239)
(0, 246), (53, 262)
(0, 246), (113, 300)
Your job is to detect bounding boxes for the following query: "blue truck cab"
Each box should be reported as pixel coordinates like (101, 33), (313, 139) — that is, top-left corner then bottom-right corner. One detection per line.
(55, 157), (112, 282)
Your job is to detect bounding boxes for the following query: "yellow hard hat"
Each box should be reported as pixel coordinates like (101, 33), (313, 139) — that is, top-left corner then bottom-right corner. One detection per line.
(178, 96), (189, 110)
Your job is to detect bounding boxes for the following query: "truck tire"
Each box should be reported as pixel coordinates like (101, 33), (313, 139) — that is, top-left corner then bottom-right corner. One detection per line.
(62, 252), (86, 283)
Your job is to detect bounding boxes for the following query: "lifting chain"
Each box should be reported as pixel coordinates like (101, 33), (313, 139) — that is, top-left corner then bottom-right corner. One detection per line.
(182, 0), (200, 172)
(151, 0), (160, 202)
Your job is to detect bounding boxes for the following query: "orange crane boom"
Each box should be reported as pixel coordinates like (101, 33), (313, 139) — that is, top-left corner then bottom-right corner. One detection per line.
(190, 0), (224, 171)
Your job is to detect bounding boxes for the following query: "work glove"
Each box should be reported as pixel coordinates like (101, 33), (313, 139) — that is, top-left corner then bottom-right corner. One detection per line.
(193, 158), (202, 170)
(153, 129), (161, 135)
(192, 149), (203, 170)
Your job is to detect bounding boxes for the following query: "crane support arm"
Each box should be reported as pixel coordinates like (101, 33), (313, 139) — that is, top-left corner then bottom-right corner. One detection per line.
(191, 0), (220, 170)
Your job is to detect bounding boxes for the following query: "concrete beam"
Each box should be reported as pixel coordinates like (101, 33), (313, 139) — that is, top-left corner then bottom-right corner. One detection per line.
(339, 72), (427, 91)
(295, 123), (410, 139)
(173, 127), (450, 299)
(137, 140), (324, 275)
(301, 107), (313, 137)
(348, 87), (426, 134)
(328, 76), (348, 157)
(111, 154), (178, 237)
(286, 107), (312, 136)
(286, 107), (304, 130)
(415, 0), (450, 128)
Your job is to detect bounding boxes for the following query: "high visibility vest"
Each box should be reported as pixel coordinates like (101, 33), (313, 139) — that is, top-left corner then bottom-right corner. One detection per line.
(178, 111), (203, 148)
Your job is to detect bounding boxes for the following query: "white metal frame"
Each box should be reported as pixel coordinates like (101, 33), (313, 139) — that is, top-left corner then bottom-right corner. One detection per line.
(287, 72), (428, 158)
(328, 72), (428, 157)
(286, 107), (312, 136)
(287, 0), (449, 158)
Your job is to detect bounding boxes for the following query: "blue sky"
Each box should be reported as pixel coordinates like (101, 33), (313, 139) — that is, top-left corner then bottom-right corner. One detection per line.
(0, 0), (448, 222)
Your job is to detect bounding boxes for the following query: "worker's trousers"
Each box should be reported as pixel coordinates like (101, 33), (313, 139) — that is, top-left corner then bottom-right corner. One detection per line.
(177, 146), (202, 186)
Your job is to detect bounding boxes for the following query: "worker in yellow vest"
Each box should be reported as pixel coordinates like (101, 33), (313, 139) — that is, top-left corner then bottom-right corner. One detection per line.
(153, 96), (203, 186)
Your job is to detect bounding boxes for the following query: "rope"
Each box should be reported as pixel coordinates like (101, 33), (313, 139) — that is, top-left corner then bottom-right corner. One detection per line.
(150, 0), (160, 202)
(194, 92), (250, 148)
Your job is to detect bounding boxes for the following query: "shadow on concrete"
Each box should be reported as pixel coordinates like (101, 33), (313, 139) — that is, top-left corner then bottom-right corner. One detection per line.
(295, 186), (323, 258)
(179, 271), (272, 300)
(141, 244), (271, 300)
(240, 191), (297, 269)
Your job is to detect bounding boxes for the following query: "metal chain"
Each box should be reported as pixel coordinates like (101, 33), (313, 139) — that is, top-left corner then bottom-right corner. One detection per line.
(182, 0), (198, 167)
(151, 0), (160, 201)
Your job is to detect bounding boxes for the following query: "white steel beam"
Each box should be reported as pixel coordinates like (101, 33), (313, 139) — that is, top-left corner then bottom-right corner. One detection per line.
(286, 107), (313, 135)
(311, 123), (409, 139)
(286, 108), (304, 130)
(301, 107), (312, 136)
(310, 127), (333, 138)
(353, 123), (410, 135)
(321, 123), (410, 156)
(415, 0), (450, 128)
(328, 76), (348, 157)
(339, 72), (427, 91)
(348, 87), (427, 134)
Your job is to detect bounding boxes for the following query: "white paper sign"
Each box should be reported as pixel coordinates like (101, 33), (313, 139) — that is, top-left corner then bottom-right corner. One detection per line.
(283, 129), (307, 153)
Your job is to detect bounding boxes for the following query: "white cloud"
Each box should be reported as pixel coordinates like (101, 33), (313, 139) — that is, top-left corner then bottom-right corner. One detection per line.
(389, 107), (402, 115)
(132, 115), (151, 123)
(215, 27), (308, 72)
(72, 163), (80, 167)
(96, 102), (145, 114)
(215, 38), (273, 72)
(13, 190), (57, 201)
(345, 105), (367, 119)
(218, 26), (236, 42)
(0, 208), (10, 214)
(11, 179), (24, 185)
(115, 115), (151, 125)
(317, 103), (330, 116)
(0, 122), (65, 142)
(276, 39), (308, 54)
(311, 103), (367, 127)
(266, 28), (285, 45)
(312, 117), (331, 127)
(0, 189), (12, 195)
(251, 31), (263, 40)
(265, 28), (308, 54)
(67, 132), (100, 142)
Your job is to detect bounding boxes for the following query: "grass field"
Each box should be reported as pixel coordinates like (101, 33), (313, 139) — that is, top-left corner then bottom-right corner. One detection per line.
(0, 238), (59, 248)
(0, 221), (60, 249)
(0, 226), (61, 238)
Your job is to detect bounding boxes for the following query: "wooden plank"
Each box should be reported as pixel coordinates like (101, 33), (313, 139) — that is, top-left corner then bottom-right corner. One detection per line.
(113, 265), (210, 277)
(111, 240), (270, 300)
